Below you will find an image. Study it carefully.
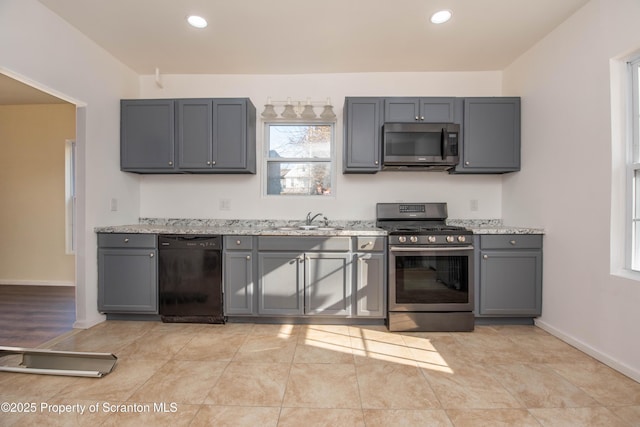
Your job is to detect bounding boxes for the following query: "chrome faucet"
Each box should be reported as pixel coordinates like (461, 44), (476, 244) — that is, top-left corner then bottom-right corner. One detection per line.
(306, 212), (324, 225)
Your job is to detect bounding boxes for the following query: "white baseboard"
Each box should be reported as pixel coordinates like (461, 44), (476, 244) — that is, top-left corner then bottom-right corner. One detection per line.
(0, 279), (75, 287)
(73, 315), (105, 330)
(535, 319), (640, 383)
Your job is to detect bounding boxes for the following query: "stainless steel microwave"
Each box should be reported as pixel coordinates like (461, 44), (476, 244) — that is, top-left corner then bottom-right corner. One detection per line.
(382, 122), (460, 170)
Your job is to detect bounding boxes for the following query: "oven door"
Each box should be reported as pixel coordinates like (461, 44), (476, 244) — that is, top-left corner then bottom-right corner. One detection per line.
(388, 245), (474, 312)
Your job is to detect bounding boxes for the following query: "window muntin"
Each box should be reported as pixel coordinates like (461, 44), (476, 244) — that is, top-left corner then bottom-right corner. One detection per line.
(265, 124), (334, 196)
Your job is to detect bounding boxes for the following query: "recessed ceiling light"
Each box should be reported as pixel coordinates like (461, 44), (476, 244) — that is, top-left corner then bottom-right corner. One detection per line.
(187, 15), (208, 29)
(430, 10), (452, 24)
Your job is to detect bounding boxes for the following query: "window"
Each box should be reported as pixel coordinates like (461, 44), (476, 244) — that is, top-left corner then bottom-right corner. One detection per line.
(264, 123), (334, 196)
(65, 140), (76, 254)
(630, 57), (640, 270)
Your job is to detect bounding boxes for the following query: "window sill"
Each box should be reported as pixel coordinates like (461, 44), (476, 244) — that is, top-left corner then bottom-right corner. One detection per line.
(612, 268), (640, 282)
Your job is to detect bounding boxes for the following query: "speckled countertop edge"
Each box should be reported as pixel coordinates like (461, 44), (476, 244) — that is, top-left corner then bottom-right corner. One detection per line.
(94, 218), (544, 235)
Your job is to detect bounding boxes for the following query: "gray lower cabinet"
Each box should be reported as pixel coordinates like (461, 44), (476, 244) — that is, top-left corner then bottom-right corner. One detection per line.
(223, 236), (256, 315)
(256, 250), (352, 316)
(454, 97), (521, 173)
(97, 233), (158, 313)
(354, 252), (385, 317)
(258, 252), (305, 315)
(343, 97), (383, 173)
(476, 235), (542, 317)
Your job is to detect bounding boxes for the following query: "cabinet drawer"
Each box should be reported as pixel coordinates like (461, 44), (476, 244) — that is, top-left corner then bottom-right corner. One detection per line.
(98, 233), (157, 248)
(355, 237), (385, 252)
(258, 236), (351, 252)
(224, 235), (254, 250)
(480, 235), (542, 250)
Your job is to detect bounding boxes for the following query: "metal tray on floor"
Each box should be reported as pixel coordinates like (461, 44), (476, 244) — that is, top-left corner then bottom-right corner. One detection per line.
(0, 346), (117, 377)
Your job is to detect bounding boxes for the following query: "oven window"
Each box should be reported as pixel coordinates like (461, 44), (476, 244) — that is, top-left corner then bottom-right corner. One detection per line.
(385, 132), (442, 157)
(395, 255), (469, 304)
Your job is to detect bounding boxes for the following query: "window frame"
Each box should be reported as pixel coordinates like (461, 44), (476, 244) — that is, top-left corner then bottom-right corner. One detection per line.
(262, 121), (336, 197)
(65, 139), (76, 255)
(628, 57), (640, 271)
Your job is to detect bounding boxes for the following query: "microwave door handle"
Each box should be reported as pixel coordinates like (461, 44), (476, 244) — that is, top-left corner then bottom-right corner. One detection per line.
(441, 128), (448, 160)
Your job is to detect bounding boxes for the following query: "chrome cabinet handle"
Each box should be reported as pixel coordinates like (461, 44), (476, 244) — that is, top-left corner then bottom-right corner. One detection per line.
(124, 238), (129, 243)
(150, 253), (154, 258)
(465, 161), (470, 166)
(207, 161), (211, 165)
(415, 116), (419, 121)
(420, 116), (425, 120)
(510, 240), (517, 245)
(212, 160), (216, 165)
(374, 160), (379, 165)
(168, 161), (173, 166)
(483, 255), (488, 259)
(246, 255), (251, 260)
(236, 240), (242, 245)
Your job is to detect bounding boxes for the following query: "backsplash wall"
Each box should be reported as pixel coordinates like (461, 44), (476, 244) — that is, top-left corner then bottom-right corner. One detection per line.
(137, 72), (505, 221)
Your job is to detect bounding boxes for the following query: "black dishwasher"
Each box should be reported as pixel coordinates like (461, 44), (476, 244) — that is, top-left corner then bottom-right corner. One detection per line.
(158, 235), (224, 323)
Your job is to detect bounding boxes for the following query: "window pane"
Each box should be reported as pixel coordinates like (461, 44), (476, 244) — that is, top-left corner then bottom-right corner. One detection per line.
(268, 125), (331, 159)
(266, 162), (332, 195)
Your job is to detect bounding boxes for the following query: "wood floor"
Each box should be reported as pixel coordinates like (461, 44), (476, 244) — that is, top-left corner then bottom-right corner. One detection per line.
(0, 285), (75, 348)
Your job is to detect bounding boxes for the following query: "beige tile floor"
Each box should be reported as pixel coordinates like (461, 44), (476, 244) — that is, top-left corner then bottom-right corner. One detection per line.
(1, 321), (639, 426)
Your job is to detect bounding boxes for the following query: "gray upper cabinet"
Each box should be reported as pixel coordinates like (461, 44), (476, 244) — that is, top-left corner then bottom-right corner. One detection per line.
(121, 99), (176, 172)
(177, 98), (256, 173)
(454, 97), (521, 173)
(97, 233), (158, 313)
(476, 235), (542, 317)
(122, 98), (256, 174)
(384, 97), (456, 123)
(343, 97), (383, 173)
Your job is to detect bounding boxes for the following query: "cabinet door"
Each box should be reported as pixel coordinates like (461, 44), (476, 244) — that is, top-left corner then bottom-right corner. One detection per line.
(121, 100), (176, 171)
(258, 252), (304, 315)
(212, 99), (248, 170)
(479, 250), (541, 316)
(455, 97), (521, 173)
(177, 99), (213, 169)
(98, 248), (158, 313)
(384, 98), (420, 122)
(419, 98), (456, 122)
(224, 251), (254, 315)
(355, 252), (385, 317)
(305, 253), (352, 316)
(343, 97), (383, 172)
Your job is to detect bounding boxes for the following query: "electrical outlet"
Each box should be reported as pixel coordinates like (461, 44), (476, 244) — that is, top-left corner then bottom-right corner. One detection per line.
(110, 198), (118, 212)
(220, 199), (231, 211)
(470, 199), (479, 212)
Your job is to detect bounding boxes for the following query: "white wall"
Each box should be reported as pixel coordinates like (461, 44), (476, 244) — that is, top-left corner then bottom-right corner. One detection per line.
(139, 72), (505, 221)
(0, 0), (140, 327)
(503, 0), (640, 381)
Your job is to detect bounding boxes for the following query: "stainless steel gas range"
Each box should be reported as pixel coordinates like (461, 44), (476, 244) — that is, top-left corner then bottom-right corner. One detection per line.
(377, 202), (475, 332)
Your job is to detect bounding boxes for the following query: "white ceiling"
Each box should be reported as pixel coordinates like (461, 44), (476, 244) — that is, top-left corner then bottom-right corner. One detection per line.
(2, 0), (590, 104)
(36, 0), (590, 75)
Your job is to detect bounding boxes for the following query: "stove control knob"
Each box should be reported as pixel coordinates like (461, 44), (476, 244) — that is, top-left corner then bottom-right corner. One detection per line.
(398, 236), (407, 243)
(427, 236), (437, 243)
(458, 235), (467, 243)
(410, 236), (418, 243)
(446, 235), (455, 243)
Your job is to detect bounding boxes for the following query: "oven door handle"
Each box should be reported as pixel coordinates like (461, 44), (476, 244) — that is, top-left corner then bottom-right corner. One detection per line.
(389, 245), (474, 252)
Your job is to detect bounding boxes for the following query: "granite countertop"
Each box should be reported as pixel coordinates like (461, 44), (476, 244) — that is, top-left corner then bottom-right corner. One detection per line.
(95, 218), (544, 236)
(94, 219), (386, 237)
